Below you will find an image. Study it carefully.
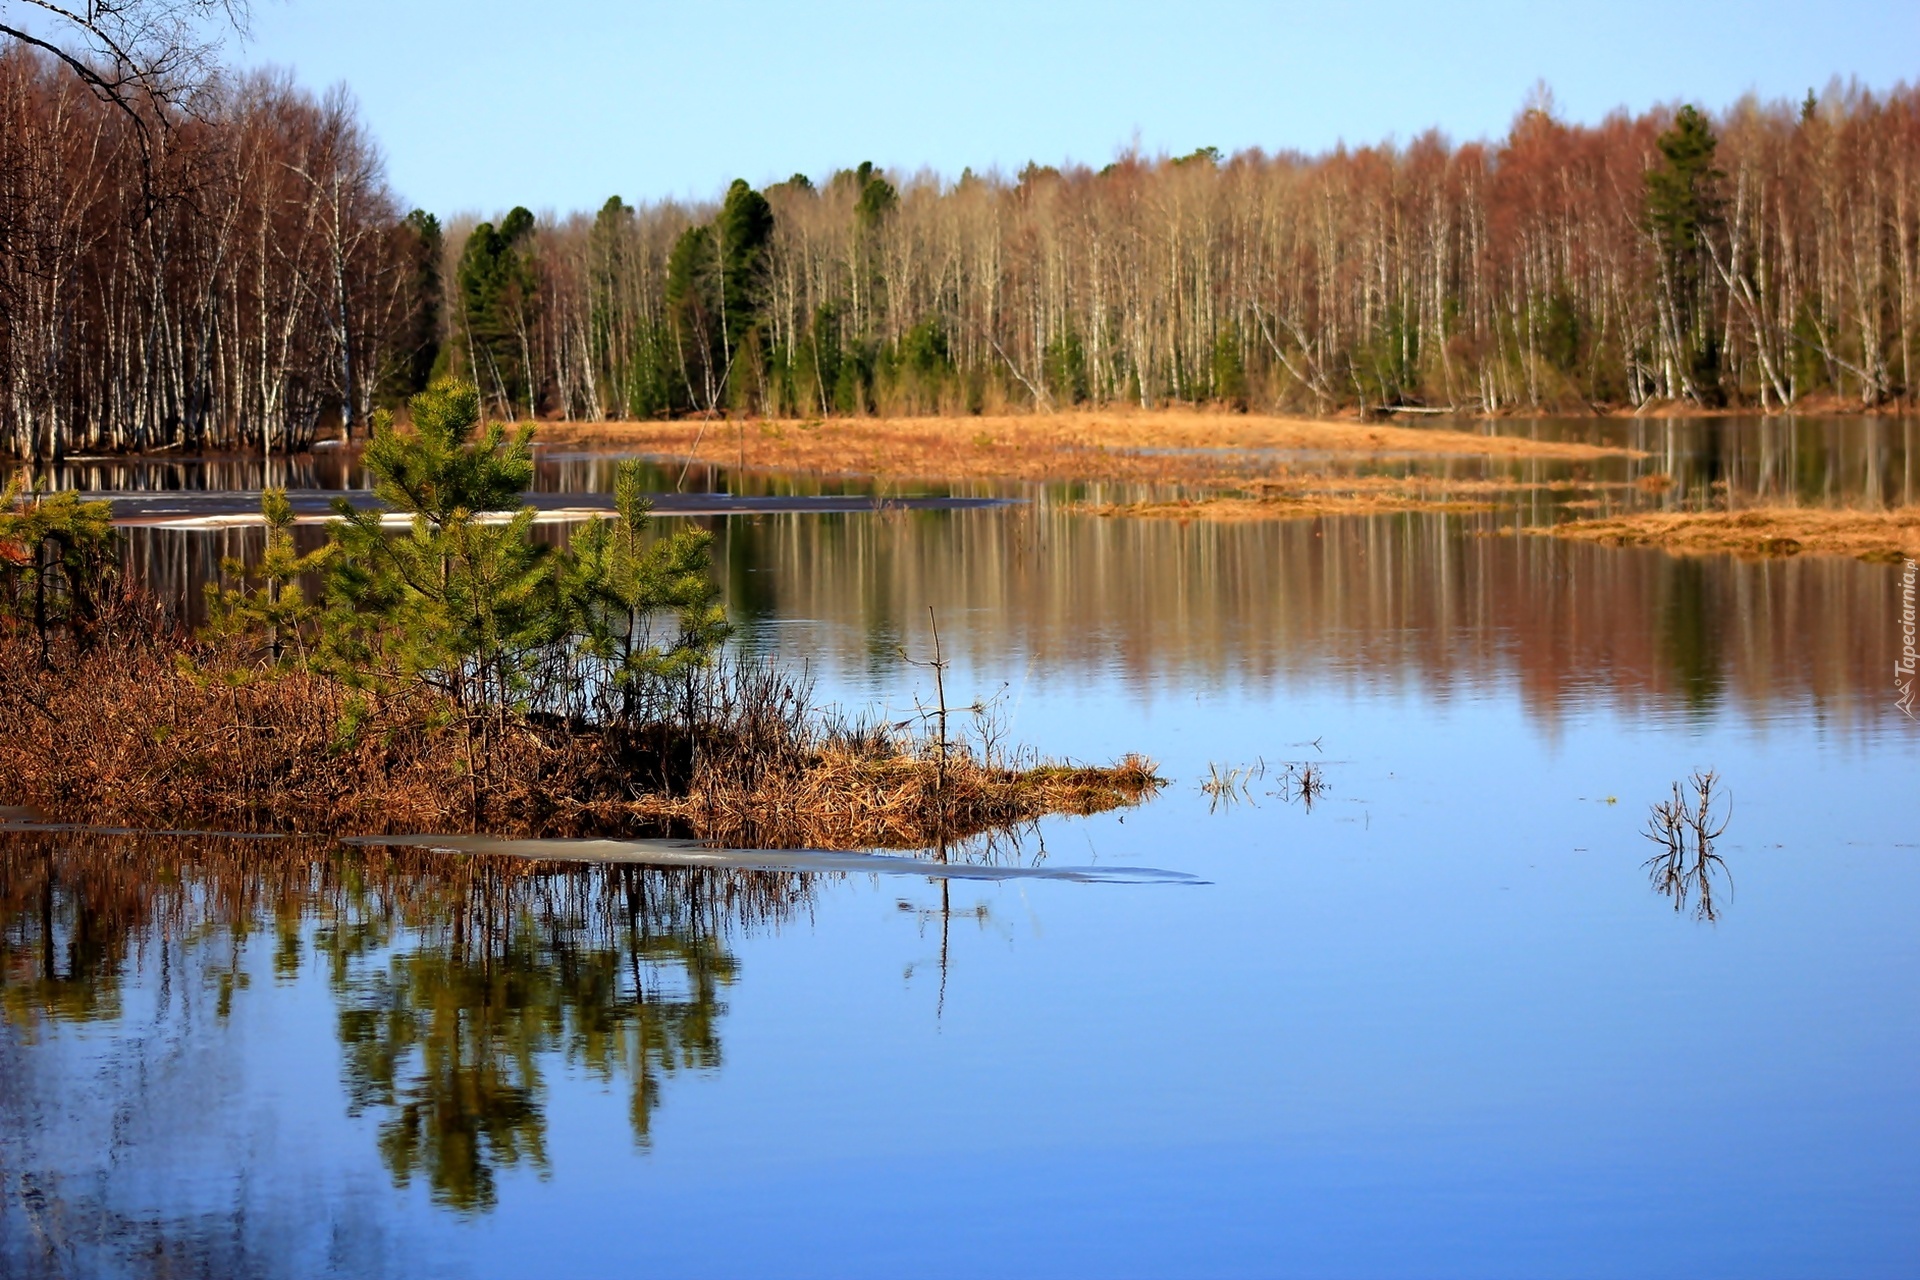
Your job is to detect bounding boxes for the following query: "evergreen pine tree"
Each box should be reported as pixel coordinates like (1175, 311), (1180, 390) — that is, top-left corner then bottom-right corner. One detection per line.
(558, 460), (728, 724)
(205, 488), (332, 666)
(321, 379), (552, 716)
(0, 477), (118, 659)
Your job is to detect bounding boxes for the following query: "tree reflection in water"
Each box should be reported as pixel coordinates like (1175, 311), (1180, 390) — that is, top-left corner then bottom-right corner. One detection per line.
(324, 862), (756, 1212)
(0, 832), (806, 1229)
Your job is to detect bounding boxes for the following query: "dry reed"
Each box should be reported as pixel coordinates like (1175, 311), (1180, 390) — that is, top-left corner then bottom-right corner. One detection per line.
(1534, 506), (1920, 562)
(537, 409), (1638, 491)
(1080, 493), (1494, 522)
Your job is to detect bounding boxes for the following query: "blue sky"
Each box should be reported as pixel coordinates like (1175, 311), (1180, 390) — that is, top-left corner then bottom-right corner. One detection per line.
(237, 0), (1917, 217)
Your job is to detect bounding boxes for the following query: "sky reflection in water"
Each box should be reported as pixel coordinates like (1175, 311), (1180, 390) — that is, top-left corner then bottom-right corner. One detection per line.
(3, 436), (1918, 1278)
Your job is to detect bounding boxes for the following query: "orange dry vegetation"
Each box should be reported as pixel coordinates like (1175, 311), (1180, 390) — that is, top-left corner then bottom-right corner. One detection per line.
(538, 410), (1638, 488)
(628, 751), (1163, 850)
(0, 630), (1162, 848)
(1535, 506), (1920, 563)
(1081, 493), (1495, 522)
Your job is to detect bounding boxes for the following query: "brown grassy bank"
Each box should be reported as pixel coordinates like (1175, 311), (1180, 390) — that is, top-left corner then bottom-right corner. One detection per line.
(548, 413), (1919, 563)
(1075, 472), (1636, 521)
(1528, 506), (1920, 563)
(631, 749), (1162, 850)
(0, 632), (1160, 850)
(537, 409), (1640, 490)
(1080, 493), (1497, 522)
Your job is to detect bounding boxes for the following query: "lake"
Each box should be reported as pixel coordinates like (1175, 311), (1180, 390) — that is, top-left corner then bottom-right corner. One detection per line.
(3, 416), (1917, 1278)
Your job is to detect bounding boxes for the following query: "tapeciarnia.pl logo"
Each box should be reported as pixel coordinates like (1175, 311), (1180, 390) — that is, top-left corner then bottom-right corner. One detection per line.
(1899, 558), (1918, 719)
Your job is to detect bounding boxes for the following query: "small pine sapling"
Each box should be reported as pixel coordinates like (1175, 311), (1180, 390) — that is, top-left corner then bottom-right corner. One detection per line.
(204, 488), (333, 667)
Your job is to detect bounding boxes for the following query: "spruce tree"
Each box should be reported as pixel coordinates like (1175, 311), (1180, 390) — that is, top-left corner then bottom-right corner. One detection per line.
(1646, 106), (1722, 269)
(665, 224), (723, 410)
(1211, 329), (1247, 408)
(386, 210), (443, 401)
(717, 179), (774, 356)
(1646, 106), (1726, 398)
(455, 210), (540, 416)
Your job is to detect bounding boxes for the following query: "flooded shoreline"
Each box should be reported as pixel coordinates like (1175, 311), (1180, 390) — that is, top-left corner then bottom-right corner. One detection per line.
(341, 832), (1203, 883)
(4, 424), (1916, 1277)
(6, 410), (1915, 510)
(92, 488), (1012, 528)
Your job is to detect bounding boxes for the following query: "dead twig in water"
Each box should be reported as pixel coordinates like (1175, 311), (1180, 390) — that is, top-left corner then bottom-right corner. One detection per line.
(1641, 768), (1732, 921)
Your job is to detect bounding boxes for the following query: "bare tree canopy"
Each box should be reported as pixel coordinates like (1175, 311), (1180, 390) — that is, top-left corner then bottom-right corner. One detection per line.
(0, 45), (417, 459)
(0, 0), (249, 119)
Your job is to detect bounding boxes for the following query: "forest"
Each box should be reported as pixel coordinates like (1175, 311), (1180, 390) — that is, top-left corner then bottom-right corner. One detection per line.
(2, 37), (1918, 459)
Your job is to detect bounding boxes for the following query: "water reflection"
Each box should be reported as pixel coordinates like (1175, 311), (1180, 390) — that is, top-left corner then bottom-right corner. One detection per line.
(93, 416), (1920, 734)
(717, 505), (1907, 731)
(120, 497), (1910, 730)
(0, 836), (400, 1278)
(18, 414), (1918, 511)
(1658, 557), (1725, 714)
(327, 866), (743, 1211)
(1196, 758), (1330, 812)
(1502, 414), (1920, 511)
(0, 833), (806, 1233)
(21, 450), (365, 495)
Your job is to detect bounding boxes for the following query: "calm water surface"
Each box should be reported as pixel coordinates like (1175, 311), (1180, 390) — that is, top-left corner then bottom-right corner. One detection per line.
(3, 422), (1918, 1278)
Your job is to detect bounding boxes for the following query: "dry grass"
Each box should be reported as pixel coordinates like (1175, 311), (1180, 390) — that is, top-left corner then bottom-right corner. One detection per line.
(1532, 506), (1920, 562)
(0, 630), (1161, 849)
(1066, 469), (1620, 521)
(632, 747), (1162, 850)
(537, 409), (1639, 489)
(0, 632), (533, 835)
(1081, 493), (1494, 522)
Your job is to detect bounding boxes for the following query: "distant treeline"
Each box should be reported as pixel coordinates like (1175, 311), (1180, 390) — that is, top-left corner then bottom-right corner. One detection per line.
(507, 90), (1920, 422)
(4, 38), (1919, 459)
